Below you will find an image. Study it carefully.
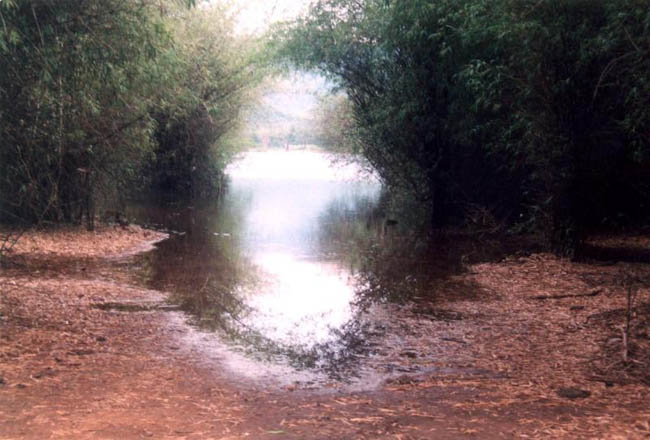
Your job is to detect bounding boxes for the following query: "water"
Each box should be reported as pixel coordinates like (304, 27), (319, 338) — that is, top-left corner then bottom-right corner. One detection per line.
(132, 150), (382, 380)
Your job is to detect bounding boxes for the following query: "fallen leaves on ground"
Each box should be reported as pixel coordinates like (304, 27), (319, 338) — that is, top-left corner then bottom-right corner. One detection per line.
(3, 225), (167, 259)
(0, 228), (649, 439)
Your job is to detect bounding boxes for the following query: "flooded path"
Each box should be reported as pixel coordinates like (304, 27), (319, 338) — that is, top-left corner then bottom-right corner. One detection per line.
(2, 181), (649, 439)
(130, 150), (385, 385)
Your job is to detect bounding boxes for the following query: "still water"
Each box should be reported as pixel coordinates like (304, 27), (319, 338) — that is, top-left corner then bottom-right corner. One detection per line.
(133, 150), (382, 378)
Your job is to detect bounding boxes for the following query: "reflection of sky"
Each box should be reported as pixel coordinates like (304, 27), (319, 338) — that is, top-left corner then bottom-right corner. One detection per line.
(246, 251), (353, 346)
(230, 179), (347, 254)
(228, 152), (378, 255)
(226, 151), (379, 346)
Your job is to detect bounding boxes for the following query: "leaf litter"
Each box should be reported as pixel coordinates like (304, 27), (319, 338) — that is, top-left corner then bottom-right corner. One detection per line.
(0, 228), (649, 439)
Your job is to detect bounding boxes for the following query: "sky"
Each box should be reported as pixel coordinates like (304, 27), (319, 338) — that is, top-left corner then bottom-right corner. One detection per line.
(232, 0), (330, 123)
(233, 0), (313, 34)
(264, 73), (331, 118)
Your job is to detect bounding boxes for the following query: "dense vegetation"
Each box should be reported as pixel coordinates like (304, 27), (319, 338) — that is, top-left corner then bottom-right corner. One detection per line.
(275, 0), (650, 255)
(2, 0), (649, 256)
(145, 6), (258, 199)
(0, 0), (259, 228)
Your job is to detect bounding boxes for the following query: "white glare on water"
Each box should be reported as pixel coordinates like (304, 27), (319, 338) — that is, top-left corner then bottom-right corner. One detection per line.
(246, 251), (353, 345)
(226, 151), (379, 347)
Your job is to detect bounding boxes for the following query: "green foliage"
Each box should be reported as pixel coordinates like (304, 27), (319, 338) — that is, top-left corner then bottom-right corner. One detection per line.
(276, 0), (650, 255)
(0, 0), (260, 225)
(312, 93), (358, 153)
(274, 0), (522, 228)
(479, 0), (650, 254)
(142, 5), (264, 199)
(0, 0), (173, 226)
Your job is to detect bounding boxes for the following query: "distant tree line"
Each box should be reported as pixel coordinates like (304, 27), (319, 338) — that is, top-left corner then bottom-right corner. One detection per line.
(0, 0), (260, 229)
(275, 0), (650, 256)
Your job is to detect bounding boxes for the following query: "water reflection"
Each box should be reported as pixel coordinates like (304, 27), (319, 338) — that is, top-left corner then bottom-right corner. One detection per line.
(133, 151), (382, 373)
(247, 252), (353, 347)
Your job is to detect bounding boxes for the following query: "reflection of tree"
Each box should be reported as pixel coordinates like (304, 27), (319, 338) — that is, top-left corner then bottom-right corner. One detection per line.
(316, 191), (428, 304)
(315, 187), (516, 307)
(132, 195), (367, 373)
(352, 231), (537, 309)
(132, 196), (256, 333)
(315, 187), (382, 267)
(136, 181), (505, 378)
(136, 185), (532, 378)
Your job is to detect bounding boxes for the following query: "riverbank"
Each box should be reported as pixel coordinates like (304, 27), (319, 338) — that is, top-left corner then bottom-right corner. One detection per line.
(0, 227), (648, 438)
(4, 225), (167, 259)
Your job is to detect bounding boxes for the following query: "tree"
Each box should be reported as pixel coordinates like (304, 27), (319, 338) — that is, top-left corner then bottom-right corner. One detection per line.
(0, 0), (176, 227)
(478, 0), (650, 255)
(274, 0), (520, 228)
(143, 4), (263, 199)
(277, 0), (650, 254)
(313, 93), (357, 153)
(0, 0), (259, 226)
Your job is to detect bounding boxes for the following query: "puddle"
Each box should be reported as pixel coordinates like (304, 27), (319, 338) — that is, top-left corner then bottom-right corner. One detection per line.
(128, 151), (387, 385)
(123, 151), (512, 389)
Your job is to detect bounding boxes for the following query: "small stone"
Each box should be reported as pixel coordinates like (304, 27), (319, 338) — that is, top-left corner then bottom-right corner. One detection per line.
(0, 377), (6, 386)
(557, 387), (591, 399)
(96, 336), (107, 343)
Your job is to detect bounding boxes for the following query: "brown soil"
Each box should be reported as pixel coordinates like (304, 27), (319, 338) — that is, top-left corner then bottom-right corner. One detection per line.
(1, 227), (649, 439)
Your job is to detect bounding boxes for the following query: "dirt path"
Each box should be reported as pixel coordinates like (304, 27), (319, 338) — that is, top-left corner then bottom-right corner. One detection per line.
(1, 227), (649, 439)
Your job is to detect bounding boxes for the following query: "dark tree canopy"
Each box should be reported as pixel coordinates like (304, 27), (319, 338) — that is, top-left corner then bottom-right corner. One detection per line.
(274, 0), (650, 255)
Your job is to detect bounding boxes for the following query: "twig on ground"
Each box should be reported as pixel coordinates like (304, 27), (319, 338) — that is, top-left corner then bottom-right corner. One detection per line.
(530, 289), (602, 301)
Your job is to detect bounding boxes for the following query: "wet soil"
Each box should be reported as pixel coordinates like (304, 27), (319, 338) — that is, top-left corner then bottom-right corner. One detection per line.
(1, 226), (649, 439)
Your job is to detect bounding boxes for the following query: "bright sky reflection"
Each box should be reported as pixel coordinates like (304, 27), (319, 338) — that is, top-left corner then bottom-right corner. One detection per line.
(246, 251), (353, 346)
(226, 150), (379, 348)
